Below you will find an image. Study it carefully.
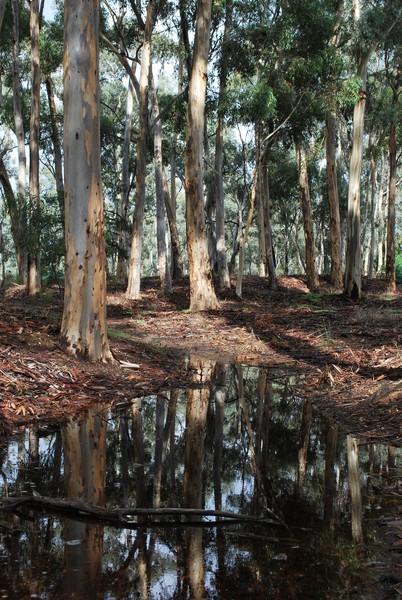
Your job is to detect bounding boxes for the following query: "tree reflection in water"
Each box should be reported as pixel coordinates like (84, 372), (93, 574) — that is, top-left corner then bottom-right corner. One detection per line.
(0, 364), (400, 599)
(61, 406), (106, 598)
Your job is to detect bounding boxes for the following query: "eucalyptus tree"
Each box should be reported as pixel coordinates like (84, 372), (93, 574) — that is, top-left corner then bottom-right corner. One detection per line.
(295, 139), (319, 291)
(384, 23), (401, 292)
(26, 0), (41, 295)
(325, 0), (344, 288)
(61, 0), (112, 361)
(150, 68), (172, 293)
(343, 0), (372, 299)
(11, 0), (28, 282)
(0, 2), (26, 278)
(343, 0), (400, 297)
(185, 0), (219, 311)
(115, 76), (135, 283)
(212, 0), (232, 290)
(41, 17), (65, 221)
(265, 0), (335, 289)
(126, 0), (155, 300)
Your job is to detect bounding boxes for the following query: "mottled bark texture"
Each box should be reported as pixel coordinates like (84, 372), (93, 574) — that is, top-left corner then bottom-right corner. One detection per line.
(11, 0), (27, 283)
(61, 0), (112, 362)
(185, 0), (219, 311)
(213, 0), (232, 290)
(261, 156), (277, 289)
(326, 112), (343, 288)
(344, 0), (372, 300)
(116, 77), (135, 283)
(126, 1), (154, 299)
(344, 75), (366, 299)
(385, 95), (397, 292)
(45, 74), (65, 220)
(151, 70), (172, 294)
(27, 0), (41, 295)
(295, 141), (319, 292)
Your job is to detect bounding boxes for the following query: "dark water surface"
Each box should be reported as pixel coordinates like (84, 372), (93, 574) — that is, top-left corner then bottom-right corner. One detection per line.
(0, 362), (400, 599)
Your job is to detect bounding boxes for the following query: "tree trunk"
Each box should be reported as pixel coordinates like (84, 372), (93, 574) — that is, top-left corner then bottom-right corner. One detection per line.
(26, 0), (41, 295)
(45, 74), (64, 220)
(11, 0), (27, 284)
(61, 0), (112, 362)
(116, 77), (135, 283)
(62, 407), (106, 598)
(297, 399), (312, 488)
(256, 121), (266, 277)
(183, 359), (213, 600)
(347, 435), (363, 544)
(326, 112), (343, 288)
(185, 0), (219, 311)
(295, 140), (319, 292)
(214, 0), (232, 290)
(261, 155), (277, 289)
(236, 175), (256, 299)
(367, 141), (376, 280)
(151, 69), (172, 294)
(126, 0), (154, 299)
(169, 36), (184, 281)
(213, 363), (227, 511)
(376, 150), (385, 275)
(163, 176), (185, 280)
(385, 90), (397, 292)
(0, 153), (24, 275)
(324, 422), (338, 530)
(344, 42), (371, 298)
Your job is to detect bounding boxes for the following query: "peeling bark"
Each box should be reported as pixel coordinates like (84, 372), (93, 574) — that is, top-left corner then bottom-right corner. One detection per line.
(26, 0), (41, 295)
(185, 0), (219, 311)
(151, 69), (172, 294)
(45, 74), (65, 221)
(214, 0), (232, 290)
(261, 156), (277, 290)
(0, 154), (24, 275)
(344, 0), (373, 299)
(295, 140), (319, 292)
(61, 0), (112, 362)
(126, 1), (154, 300)
(326, 112), (343, 288)
(116, 76), (135, 283)
(385, 90), (397, 292)
(376, 151), (385, 275)
(169, 40), (185, 281)
(11, 0), (27, 283)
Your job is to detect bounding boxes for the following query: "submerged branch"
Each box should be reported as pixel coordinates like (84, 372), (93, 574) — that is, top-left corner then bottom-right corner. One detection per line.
(1, 495), (283, 529)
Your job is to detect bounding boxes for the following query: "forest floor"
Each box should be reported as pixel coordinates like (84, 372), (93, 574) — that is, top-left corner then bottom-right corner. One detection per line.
(0, 274), (401, 448)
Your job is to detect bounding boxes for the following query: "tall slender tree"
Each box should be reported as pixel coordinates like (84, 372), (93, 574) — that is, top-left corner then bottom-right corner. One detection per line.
(213, 0), (232, 290)
(126, 0), (154, 300)
(151, 69), (172, 294)
(11, 0), (27, 283)
(116, 76), (135, 283)
(60, 0), (112, 361)
(185, 0), (219, 311)
(295, 139), (319, 292)
(26, 0), (41, 295)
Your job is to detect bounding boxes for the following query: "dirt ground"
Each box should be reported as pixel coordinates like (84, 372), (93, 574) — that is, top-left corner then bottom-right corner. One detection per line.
(0, 275), (401, 447)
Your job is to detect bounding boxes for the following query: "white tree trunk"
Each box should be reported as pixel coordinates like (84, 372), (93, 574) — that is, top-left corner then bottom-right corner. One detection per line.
(126, 1), (154, 299)
(185, 0), (219, 311)
(61, 0), (112, 362)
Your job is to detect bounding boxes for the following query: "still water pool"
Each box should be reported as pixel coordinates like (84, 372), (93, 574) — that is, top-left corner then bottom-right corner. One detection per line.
(0, 362), (400, 599)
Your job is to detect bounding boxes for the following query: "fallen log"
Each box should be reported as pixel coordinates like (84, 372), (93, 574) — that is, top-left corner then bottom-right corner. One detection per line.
(0, 494), (282, 529)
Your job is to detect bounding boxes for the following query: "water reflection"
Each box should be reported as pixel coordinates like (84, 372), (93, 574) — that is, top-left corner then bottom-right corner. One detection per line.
(0, 363), (400, 599)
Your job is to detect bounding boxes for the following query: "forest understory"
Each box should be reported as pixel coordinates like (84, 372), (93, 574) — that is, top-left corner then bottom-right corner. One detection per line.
(0, 275), (400, 448)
